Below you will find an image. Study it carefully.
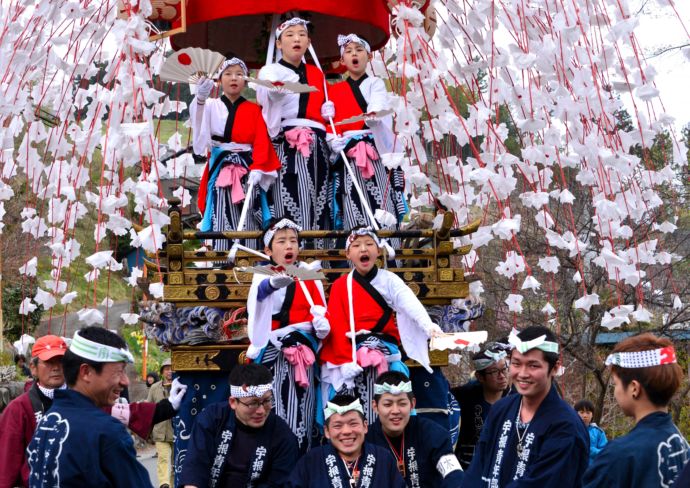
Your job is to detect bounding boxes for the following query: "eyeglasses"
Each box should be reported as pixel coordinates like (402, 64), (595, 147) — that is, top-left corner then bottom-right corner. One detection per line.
(236, 396), (274, 411)
(483, 366), (509, 378)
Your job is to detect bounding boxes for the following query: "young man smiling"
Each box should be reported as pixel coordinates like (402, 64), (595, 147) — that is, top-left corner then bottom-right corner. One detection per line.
(464, 326), (589, 487)
(367, 371), (464, 487)
(179, 363), (298, 488)
(27, 327), (152, 487)
(289, 395), (406, 487)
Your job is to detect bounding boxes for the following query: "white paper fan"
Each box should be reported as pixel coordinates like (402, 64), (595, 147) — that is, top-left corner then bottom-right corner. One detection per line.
(160, 48), (225, 84)
(429, 331), (488, 351)
(245, 77), (317, 94)
(238, 264), (326, 281)
(335, 109), (394, 126)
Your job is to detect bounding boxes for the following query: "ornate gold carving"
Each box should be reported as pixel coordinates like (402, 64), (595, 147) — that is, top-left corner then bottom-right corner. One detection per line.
(163, 286), (194, 300)
(407, 283), (420, 296)
(205, 285), (220, 300)
(403, 272), (413, 281)
(406, 349), (448, 368)
(437, 241), (454, 254)
(437, 257), (449, 268)
(238, 351), (247, 365)
(438, 269), (454, 281)
(172, 349), (221, 371)
(169, 261), (182, 271)
(206, 273), (217, 284)
(168, 272), (184, 285)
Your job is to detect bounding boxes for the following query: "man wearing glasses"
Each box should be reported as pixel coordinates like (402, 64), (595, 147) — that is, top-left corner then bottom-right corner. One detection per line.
(451, 342), (512, 469)
(179, 364), (298, 488)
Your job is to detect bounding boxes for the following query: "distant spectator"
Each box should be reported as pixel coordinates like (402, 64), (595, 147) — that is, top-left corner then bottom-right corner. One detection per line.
(14, 354), (30, 377)
(574, 399), (607, 465)
(146, 371), (159, 388)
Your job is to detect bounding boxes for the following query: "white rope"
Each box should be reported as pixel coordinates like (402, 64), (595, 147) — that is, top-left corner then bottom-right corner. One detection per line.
(346, 271), (358, 363)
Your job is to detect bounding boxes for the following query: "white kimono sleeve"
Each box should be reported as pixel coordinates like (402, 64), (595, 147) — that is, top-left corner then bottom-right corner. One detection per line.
(256, 65), (287, 139)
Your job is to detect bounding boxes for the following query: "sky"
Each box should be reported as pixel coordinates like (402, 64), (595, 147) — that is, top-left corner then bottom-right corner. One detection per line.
(628, 0), (690, 132)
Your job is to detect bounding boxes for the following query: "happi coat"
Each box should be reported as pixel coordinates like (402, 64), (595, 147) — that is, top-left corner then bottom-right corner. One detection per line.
(288, 442), (407, 488)
(178, 401), (298, 488)
(583, 412), (689, 488)
(26, 389), (152, 488)
(464, 385), (589, 488)
(367, 415), (464, 488)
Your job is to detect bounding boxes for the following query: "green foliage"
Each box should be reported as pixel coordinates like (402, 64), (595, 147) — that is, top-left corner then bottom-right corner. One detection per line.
(122, 324), (167, 376)
(2, 282), (43, 342)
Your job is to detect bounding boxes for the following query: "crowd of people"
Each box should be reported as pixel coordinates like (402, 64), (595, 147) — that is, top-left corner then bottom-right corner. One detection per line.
(0, 15), (689, 488)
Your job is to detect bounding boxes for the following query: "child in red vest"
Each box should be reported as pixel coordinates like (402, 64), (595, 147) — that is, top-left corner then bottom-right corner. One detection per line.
(319, 227), (442, 422)
(327, 34), (407, 233)
(255, 18), (333, 245)
(192, 58), (281, 250)
(246, 217), (330, 453)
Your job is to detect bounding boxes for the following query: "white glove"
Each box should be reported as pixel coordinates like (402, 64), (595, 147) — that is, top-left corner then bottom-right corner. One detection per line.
(341, 361), (363, 381)
(247, 170), (263, 186)
(270, 274), (294, 289)
(321, 100), (335, 120)
(425, 323), (444, 338)
(310, 305), (330, 340)
(169, 377), (188, 411)
(328, 135), (347, 155)
(196, 77), (214, 103)
(111, 402), (130, 426)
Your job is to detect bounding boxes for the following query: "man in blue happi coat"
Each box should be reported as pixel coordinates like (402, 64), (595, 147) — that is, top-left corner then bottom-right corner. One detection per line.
(367, 371), (464, 487)
(289, 394), (406, 488)
(178, 363), (298, 487)
(464, 326), (589, 487)
(27, 326), (153, 488)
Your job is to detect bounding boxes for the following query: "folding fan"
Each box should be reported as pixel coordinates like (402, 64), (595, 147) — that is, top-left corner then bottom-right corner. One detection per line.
(335, 109), (394, 126)
(159, 47), (225, 84)
(429, 331), (488, 351)
(245, 77), (318, 94)
(238, 264), (326, 281)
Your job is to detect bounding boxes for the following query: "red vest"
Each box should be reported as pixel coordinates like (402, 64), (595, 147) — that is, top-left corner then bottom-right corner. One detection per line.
(271, 279), (325, 330)
(327, 80), (367, 134)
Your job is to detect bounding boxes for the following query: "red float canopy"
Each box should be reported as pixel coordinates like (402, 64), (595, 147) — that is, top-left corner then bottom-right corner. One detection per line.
(171, 1), (391, 68)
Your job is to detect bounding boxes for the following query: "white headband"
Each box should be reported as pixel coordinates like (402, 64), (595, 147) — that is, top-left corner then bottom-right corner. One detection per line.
(216, 57), (248, 79)
(373, 381), (413, 396)
(338, 34), (371, 56)
(70, 331), (134, 364)
(230, 383), (273, 399)
(345, 227), (380, 250)
(324, 399), (365, 420)
(276, 17), (310, 39)
(605, 346), (676, 368)
(264, 219), (302, 247)
(508, 328), (559, 354)
(473, 350), (507, 371)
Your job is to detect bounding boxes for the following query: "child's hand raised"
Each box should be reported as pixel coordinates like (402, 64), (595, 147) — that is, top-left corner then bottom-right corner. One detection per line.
(269, 274), (294, 289)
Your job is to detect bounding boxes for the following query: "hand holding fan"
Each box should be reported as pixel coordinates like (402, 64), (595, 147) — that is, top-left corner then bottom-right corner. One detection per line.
(238, 264), (326, 281)
(334, 109), (394, 126)
(245, 77), (317, 94)
(160, 48), (225, 84)
(430, 331), (488, 351)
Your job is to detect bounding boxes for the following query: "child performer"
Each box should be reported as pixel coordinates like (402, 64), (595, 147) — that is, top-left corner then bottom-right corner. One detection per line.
(319, 227), (442, 422)
(328, 34), (407, 232)
(583, 333), (689, 488)
(245, 218), (331, 453)
(191, 58), (280, 250)
(255, 18), (334, 244)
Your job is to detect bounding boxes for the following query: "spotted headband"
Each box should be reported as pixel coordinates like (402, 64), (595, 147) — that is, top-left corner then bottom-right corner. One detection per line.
(263, 218), (302, 247)
(70, 330), (134, 364)
(373, 381), (413, 396)
(324, 399), (365, 420)
(508, 328), (559, 354)
(345, 227), (380, 251)
(230, 383), (273, 399)
(605, 346), (676, 369)
(276, 17), (310, 39)
(473, 350), (507, 371)
(216, 57), (248, 79)
(337, 34), (371, 56)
